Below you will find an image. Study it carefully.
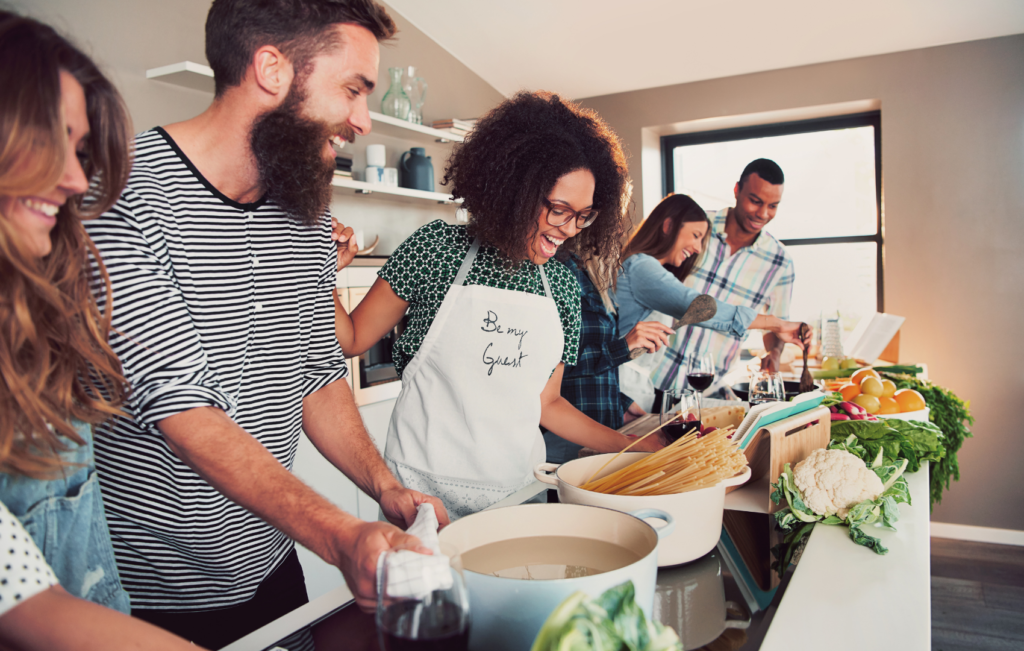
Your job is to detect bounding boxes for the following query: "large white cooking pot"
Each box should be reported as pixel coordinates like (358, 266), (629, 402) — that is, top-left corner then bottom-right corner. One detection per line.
(535, 453), (750, 567)
(437, 503), (673, 651)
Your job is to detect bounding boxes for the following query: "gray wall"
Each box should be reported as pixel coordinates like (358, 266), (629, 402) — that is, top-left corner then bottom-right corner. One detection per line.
(579, 34), (1024, 532)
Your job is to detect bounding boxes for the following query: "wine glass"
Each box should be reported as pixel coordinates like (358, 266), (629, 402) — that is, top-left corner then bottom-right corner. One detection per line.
(686, 353), (715, 415)
(660, 389), (701, 442)
(377, 543), (471, 651)
(748, 370), (785, 406)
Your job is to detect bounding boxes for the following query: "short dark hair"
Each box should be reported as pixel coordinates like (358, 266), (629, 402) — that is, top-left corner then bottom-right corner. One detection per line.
(739, 158), (784, 188)
(443, 91), (632, 272)
(205, 0), (396, 96)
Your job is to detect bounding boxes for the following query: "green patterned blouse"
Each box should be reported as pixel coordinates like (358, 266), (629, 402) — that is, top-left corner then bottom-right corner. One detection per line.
(379, 220), (582, 378)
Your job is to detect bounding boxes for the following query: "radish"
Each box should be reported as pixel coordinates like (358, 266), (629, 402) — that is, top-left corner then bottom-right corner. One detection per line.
(831, 414), (851, 421)
(840, 401), (865, 415)
(829, 406), (838, 413)
(851, 414), (869, 420)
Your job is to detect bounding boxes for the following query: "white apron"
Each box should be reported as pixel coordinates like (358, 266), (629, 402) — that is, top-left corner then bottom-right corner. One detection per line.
(618, 310), (674, 412)
(384, 238), (564, 519)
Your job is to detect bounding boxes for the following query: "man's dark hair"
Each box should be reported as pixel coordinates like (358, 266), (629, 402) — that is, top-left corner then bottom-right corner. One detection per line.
(206, 0), (395, 96)
(738, 158), (784, 188)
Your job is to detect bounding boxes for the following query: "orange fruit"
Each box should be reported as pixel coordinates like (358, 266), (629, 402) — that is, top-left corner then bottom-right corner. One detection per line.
(852, 394), (881, 414)
(880, 379), (897, 399)
(860, 376), (884, 397)
(894, 389), (927, 413)
(839, 383), (861, 401)
(851, 368), (881, 385)
(878, 396), (900, 415)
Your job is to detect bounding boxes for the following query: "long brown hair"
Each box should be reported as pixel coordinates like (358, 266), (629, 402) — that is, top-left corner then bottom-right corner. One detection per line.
(0, 11), (133, 478)
(621, 194), (711, 282)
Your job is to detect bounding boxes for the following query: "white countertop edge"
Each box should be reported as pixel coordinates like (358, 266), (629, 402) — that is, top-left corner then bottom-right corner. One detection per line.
(760, 462), (931, 651)
(220, 583), (355, 651)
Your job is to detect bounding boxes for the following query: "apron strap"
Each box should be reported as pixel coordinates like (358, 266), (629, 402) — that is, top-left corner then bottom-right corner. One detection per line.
(453, 235), (553, 300)
(537, 265), (552, 299)
(453, 236), (483, 287)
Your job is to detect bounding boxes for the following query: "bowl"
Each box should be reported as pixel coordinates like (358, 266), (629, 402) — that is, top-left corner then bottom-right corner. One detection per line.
(437, 503), (673, 651)
(731, 380), (805, 401)
(535, 453), (750, 567)
(877, 406), (930, 422)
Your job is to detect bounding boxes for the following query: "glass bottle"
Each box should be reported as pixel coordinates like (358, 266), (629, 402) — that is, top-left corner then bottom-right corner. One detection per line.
(380, 67), (411, 120)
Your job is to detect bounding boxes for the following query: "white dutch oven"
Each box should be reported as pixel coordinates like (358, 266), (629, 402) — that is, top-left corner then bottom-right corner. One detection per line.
(437, 503), (673, 651)
(535, 453), (751, 567)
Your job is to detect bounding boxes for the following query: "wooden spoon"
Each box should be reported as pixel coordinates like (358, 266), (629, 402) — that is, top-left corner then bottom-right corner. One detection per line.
(798, 322), (815, 393)
(629, 294), (718, 359)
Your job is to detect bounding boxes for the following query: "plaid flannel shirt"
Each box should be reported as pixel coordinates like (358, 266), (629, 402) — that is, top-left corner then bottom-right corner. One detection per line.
(542, 257), (634, 464)
(651, 208), (795, 392)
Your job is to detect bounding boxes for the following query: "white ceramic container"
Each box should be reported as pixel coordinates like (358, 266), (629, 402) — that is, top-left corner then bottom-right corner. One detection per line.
(437, 503), (673, 651)
(535, 453), (751, 567)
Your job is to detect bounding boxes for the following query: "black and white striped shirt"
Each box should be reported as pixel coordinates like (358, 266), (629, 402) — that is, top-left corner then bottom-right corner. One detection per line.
(85, 128), (348, 610)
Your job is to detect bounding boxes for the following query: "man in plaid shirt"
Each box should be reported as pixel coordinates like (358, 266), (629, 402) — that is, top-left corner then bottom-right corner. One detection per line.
(651, 159), (795, 394)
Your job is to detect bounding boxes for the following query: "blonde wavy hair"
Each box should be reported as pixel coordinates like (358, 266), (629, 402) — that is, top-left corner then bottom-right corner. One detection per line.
(0, 11), (132, 478)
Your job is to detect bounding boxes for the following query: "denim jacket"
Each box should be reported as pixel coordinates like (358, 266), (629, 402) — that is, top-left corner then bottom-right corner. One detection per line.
(615, 254), (756, 337)
(0, 419), (130, 612)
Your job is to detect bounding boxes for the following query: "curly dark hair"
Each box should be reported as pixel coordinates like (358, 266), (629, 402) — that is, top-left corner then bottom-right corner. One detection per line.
(443, 91), (632, 275)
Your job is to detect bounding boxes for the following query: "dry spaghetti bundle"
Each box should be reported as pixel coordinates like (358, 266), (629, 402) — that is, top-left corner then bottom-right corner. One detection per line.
(580, 426), (747, 496)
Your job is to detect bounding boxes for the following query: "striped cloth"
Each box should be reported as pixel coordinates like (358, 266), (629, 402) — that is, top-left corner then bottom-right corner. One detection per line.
(84, 128), (348, 610)
(650, 208), (794, 391)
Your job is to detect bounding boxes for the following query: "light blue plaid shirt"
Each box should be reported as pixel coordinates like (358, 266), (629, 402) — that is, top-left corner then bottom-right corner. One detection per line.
(650, 208), (795, 391)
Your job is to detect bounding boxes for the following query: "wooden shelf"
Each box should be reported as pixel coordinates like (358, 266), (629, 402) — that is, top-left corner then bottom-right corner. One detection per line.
(146, 61), (214, 93)
(368, 111), (465, 143)
(144, 62), (465, 143)
(331, 176), (461, 205)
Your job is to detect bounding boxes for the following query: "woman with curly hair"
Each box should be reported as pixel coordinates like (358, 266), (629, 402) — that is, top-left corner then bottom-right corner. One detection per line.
(0, 11), (197, 649)
(334, 91), (663, 518)
(615, 194), (808, 412)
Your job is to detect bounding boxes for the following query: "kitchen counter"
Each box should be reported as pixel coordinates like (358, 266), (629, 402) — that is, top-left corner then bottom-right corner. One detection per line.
(223, 466), (930, 651)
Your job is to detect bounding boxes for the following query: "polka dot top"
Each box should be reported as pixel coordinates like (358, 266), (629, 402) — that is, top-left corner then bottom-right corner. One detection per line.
(379, 220), (582, 378)
(0, 501), (58, 617)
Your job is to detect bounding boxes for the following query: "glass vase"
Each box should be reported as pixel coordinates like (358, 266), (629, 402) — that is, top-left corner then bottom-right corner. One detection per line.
(381, 67), (411, 120)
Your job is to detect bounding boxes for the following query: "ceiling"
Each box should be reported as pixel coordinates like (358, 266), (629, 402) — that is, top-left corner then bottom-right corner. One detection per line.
(386, 0), (1024, 99)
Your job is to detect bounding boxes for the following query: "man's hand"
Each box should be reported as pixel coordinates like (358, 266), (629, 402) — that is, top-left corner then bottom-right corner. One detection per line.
(623, 401), (646, 424)
(331, 217), (358, 271)
(624, 321), (675, 354)
(336, 520), (431, 612)
(379, 487), (451, 529)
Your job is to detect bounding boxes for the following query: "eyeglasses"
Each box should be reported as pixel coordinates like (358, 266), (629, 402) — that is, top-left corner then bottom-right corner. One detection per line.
(543, 199), (599, 229)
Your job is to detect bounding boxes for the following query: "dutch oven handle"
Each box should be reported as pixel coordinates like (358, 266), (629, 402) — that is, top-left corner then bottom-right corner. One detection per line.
(721, 465), (752, 488)
(533, 463), (560, 486)
(628, 508), (676, 540)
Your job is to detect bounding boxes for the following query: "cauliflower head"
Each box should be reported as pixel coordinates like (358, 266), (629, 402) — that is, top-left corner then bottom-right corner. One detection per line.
(792, 449), (884, 519)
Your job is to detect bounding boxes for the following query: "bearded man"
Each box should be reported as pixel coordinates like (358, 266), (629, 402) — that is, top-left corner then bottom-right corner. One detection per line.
(84, 1), (448, 647)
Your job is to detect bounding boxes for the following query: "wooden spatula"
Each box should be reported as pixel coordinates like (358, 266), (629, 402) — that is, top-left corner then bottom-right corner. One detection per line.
(629, 294), (718, 359)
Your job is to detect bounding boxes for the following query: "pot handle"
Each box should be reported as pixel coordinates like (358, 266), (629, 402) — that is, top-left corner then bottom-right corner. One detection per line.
(721, 465), (752, 488)
(400, 150), (410, 171)
(724, 600), (752, 630)
(628, 508), (675, 540)
(533, 463), (560, 486)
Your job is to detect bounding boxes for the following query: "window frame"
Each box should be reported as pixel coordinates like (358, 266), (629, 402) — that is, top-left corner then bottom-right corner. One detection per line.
(660, 111), (884, 311)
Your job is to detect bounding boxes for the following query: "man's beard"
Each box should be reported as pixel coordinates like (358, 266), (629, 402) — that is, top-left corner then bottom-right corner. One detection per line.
(249, 86), (351, 227)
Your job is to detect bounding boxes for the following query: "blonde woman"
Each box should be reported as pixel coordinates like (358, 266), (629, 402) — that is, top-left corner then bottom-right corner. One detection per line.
(0, 11), (198, 649)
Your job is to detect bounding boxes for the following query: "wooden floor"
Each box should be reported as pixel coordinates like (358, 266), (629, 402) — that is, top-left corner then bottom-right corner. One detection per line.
(931, 537), (1024, 651)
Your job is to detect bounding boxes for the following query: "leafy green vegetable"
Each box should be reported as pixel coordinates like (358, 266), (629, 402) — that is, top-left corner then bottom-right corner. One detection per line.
(531, 581), (681, 651)
(812, 364), (923, 379)
(770, 456), (911, 560)
(882, 373), (974, 509)
(829, 418), (945, 474)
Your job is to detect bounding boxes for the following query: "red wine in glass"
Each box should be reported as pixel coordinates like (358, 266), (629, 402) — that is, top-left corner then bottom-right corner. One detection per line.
(662, 414), (701, 442)
(381, 601), (469, 651)
(686, 372), (714, 392)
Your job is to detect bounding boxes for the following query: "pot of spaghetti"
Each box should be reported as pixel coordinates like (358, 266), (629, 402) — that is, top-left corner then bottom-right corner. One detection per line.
(534, 428), (751, 567)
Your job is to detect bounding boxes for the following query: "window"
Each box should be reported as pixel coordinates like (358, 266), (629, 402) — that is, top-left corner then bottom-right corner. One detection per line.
(661, 112), (882, 344)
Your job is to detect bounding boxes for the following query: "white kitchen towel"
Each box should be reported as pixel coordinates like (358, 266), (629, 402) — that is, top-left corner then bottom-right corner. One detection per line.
(376, 503), (453, 599)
